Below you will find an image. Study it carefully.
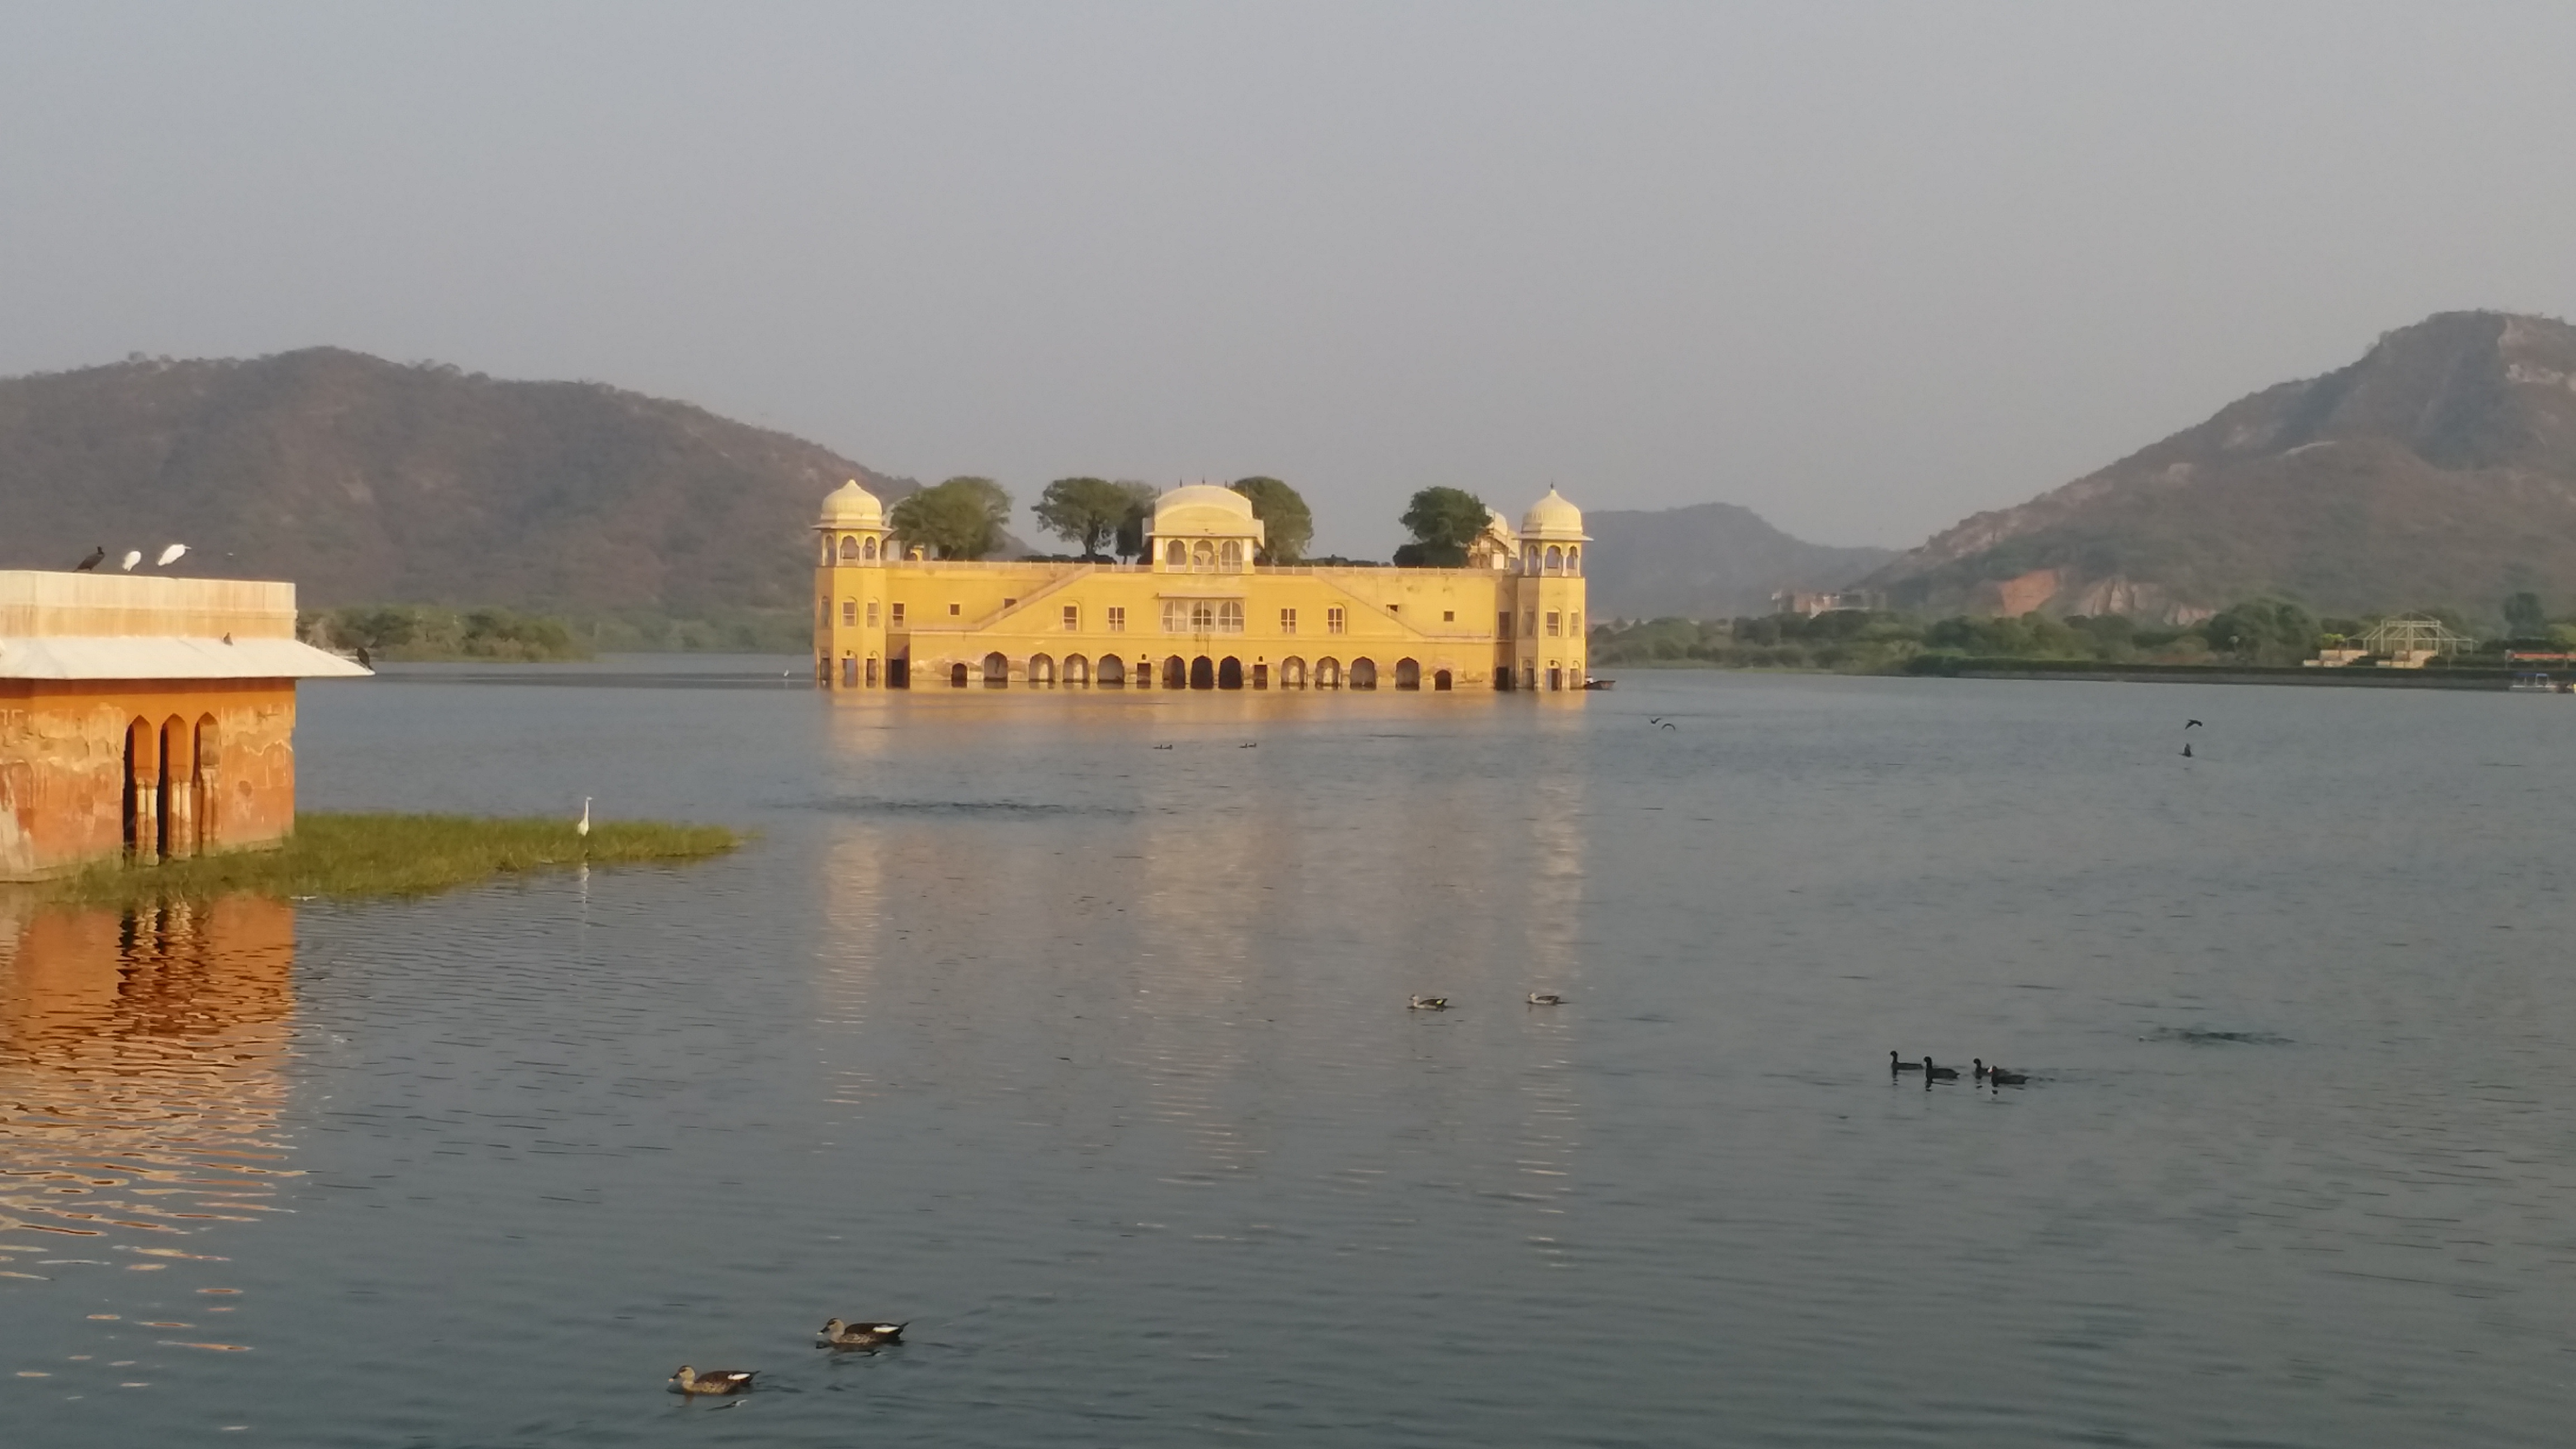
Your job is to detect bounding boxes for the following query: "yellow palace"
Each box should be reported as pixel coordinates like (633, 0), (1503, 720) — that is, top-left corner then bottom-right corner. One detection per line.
(812, 482), (1589, 693)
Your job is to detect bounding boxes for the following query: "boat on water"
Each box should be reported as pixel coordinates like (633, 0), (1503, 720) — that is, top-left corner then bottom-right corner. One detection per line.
(1581, 677), (1615, 691)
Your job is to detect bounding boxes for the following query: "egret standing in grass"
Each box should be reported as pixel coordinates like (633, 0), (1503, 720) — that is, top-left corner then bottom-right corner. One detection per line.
(577, 797), (591, 843)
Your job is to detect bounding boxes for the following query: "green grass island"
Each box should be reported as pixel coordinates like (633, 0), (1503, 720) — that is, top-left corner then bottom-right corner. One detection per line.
(45, 811), (743, 908)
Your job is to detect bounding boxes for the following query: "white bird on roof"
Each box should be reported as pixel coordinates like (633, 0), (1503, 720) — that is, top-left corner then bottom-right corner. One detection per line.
(119, 550), (141, 571)
(156, 543), (188, 567)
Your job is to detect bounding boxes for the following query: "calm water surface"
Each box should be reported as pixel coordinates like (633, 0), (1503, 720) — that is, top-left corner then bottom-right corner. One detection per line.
(6, 662), (2576, 1446)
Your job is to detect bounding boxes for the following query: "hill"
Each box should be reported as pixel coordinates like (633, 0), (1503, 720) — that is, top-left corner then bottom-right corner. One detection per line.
(0, 348), (917, 614)
(1578, 502), (1895, 620)
(1863, 311), (2576, 623)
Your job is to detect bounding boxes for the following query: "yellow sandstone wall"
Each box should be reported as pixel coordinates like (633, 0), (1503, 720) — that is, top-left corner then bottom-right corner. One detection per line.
(0, 680), (300, 881)
(814, 559), (1587, 691)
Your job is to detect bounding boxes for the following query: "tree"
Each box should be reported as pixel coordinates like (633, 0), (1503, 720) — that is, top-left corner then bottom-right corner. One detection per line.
(1033, 477), (1133, 560)
(1229, 476), (1313, 564)
(1108, 480), (1159, 561)
(1396, 486), (1490, 568)
(889, 476), (1012, 560)
(2504, 591), (2547, 639)
(2201, 597), (2318, 664)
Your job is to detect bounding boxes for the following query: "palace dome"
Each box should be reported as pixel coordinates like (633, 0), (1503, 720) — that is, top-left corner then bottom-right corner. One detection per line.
(1520, 487), (1585, 538)
(1151, 484), (1265, 542)
(818, 479), (883, 527)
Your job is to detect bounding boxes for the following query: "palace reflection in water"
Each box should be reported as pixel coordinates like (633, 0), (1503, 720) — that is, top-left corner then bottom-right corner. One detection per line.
(0, 894), (293, 1348)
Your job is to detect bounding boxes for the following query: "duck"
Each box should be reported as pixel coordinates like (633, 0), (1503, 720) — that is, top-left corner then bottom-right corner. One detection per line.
(1972, 1058), (1988, 1079)
(670, 1366), (757, 1396)
(1526, 992), (1565, 1006)
(819, 1318), (907, 1349)
(1922, 1057), (1959, 1081)
(1987, 1064), (2029, 1086)
(1890, 1050), (1922, 1073)
(1408, 995), (1451, 1011)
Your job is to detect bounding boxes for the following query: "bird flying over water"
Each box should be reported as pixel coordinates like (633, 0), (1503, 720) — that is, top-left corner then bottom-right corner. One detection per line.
(119, 550), (141, 571)
(1660, 721), (1677, 731)
(74, 545), (103, 571)
(156, 543), (188, 567)
(2185, 719), (2204, 729)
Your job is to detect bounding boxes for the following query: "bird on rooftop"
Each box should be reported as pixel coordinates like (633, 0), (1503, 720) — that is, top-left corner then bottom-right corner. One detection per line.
(156, 543), (188, 567)
(670, 1366), (756, 1396)
(119, 550), (141, 571)
(74, 546), (103, 571)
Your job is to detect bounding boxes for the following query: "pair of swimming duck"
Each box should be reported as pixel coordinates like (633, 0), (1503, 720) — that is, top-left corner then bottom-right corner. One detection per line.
(1409, 993), (1565, 1010)
(668, 1318), (907, 1396)
(1889, 1051), (2028, 1086)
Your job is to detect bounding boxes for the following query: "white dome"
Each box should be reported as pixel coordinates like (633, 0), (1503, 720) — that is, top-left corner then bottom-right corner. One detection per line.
(1150, 484), (1265, 542)
(1519, 487), (1585, 538)
(818, 479), (883, 527)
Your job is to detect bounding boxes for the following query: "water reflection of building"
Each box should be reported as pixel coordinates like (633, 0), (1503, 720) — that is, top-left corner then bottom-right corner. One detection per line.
(0, 894), (297, 1254)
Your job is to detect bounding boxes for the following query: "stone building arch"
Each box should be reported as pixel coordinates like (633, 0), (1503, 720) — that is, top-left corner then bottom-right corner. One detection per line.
(1280, 656), (1306, 688)
(1190, 656), (1216, 690)
(1218, 657), (1244, 689)
(1029, 653), (1055, 685)
(1315, 656), (1341, 688)
(950, 662), (970, 688)
(1394, 658), (1421, 690)
(1163, 656), (1187, 689)
(1433, 669), (1453, 691)
(982, 652), (1009, 685)
(1349, 657), (1379, 690)
(1064, 654), (1090, 685)
(1097, 655), (1126, 686)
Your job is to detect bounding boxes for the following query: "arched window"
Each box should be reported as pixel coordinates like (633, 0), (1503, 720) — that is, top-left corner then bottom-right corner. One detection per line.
(1029, 653), (1055, 685)
(1190, 656), (1216, 689)
(1220, 539), (1243, 569)
(1315, 656), (1340, 688)
(1281, 656), (1307, 687)
(821, 537), (835, 565)
(192, 714), (221, 852)
(1565, 546), (1579, 575)
(1349, 657), (1379, 690)
(1166, 540), (1188, 567)
(1097, 655), (1126, 685)
(864, 536), (879, 561)
(1394, 658), (1420, 690)
(1163, 656), (1187, 689)
(1065, 654), (1090, 685)
(950, 662), (970, 687)
(983, 652), (1010, 685)
(1218, 657), (1244, 689)
(1192, 540), (1216, 570)
(1433, 669), (1453, 691)
(1545, 544), (1564, 572)
(1523, 543), (1539, 574)
(840, 535), (861, 561)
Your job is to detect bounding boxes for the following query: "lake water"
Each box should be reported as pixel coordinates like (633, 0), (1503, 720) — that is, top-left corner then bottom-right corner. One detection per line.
(7, 662), (2576, 1447)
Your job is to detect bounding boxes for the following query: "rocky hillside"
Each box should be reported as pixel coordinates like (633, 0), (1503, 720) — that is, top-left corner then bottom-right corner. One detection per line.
(0, 349), (915, 612)
(1863, 311), (2576, 622)
(1580, 502), (1895, 620)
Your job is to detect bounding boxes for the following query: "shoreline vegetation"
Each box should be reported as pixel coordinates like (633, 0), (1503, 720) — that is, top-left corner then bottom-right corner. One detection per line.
(44, 812), (744, 908)
(1590, 594), (2576, 684)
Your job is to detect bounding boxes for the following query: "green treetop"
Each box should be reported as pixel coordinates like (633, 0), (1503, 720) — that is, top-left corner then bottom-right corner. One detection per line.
(1228, 476), (1313, 564)
(890, 476), (1013, 560)
(1395, 486), (1490, 568)
(1033, 477), (1134, 561)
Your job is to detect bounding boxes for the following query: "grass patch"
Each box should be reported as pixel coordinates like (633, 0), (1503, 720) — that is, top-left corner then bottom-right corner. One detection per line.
(48, 811), (743, 907)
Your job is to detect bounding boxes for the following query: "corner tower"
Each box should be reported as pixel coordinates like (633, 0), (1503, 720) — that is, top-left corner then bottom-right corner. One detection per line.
(815, 479), (891, 689)
(1510, 487), (1588, 690)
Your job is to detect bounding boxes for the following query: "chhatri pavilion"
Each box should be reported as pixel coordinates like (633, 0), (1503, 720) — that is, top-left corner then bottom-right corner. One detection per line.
(811, 483), (1590, 693)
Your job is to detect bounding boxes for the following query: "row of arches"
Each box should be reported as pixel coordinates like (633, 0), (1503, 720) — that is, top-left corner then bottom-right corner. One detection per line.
(943, 654), (1456, 690)
(830, 533), (884, 563)
(1521, 542), (1582, 575)
(1161, 539), (1250, 571)
(122, 714), (223, 863)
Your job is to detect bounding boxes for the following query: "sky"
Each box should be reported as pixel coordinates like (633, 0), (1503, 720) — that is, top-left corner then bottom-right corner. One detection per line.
(4, 3), (2574, 558)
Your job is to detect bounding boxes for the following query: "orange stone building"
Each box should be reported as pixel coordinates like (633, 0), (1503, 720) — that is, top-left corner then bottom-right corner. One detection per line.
(0, 571), (368, 880)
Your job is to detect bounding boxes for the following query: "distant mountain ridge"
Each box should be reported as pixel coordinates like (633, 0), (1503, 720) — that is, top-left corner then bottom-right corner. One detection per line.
(1579, 502), (1895, 620)
(0, 348), (917, 612)
(1864, 311), (2576, 622)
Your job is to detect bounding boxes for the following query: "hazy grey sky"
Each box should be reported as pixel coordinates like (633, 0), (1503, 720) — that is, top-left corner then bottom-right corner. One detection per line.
(5, 3), (2573, 556)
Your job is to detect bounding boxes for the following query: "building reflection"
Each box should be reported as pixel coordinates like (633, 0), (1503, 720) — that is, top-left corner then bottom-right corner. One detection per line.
(810, 689), (1594, 1207)
(0, 894), (297, 1260)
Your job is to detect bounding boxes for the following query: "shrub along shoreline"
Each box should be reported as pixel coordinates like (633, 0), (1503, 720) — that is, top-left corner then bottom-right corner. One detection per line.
(45, 812), (743, 908)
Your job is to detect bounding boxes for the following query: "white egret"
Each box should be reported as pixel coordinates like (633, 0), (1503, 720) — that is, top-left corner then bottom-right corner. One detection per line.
(119, 550), (142, 571)
(156, 543), (188, 567)
(576, 797), (591, 839)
